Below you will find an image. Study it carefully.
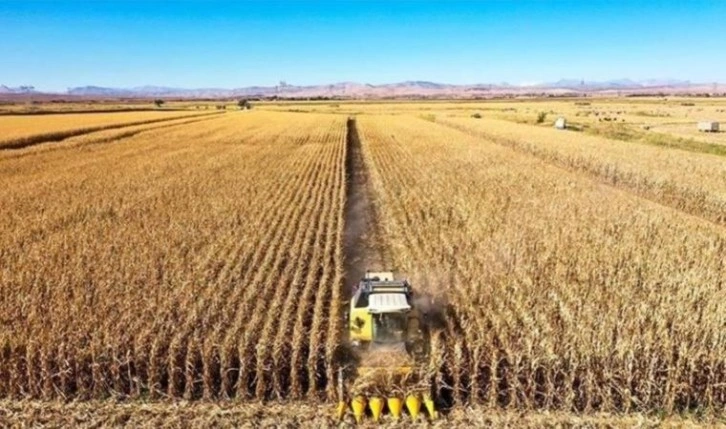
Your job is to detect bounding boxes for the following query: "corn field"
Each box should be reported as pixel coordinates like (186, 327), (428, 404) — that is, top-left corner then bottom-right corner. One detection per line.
(438, 116), (726, 226)
(0, 108), (724, 423)
(357, 115), (726, 414)
(0, 110), (218, 150)
(0, 111), (347, 401)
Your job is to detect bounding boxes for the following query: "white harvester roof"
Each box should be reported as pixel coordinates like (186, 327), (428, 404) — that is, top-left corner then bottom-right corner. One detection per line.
(368, 293), (411, 313)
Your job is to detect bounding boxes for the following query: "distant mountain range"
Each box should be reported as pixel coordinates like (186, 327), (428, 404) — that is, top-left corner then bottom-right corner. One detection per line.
(1, 79), (722, 99)
(0, 85), (37, 94)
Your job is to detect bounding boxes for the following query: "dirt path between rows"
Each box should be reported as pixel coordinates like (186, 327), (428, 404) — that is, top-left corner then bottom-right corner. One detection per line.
(342, 117), (387, 291)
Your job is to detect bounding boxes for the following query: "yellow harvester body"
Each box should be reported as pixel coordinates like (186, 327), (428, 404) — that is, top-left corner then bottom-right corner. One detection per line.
(338, 272), (435, 422)
(348, 271), (424, 354)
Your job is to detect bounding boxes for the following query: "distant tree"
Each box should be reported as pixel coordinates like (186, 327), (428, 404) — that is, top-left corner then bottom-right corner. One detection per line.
(238, 99), (252, 110)
(154, 99), (165, 108)
(471, 113), (482, 119)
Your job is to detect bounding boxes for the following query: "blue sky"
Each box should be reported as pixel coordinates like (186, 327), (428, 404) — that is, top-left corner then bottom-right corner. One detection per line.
(1, 1), (724, 91)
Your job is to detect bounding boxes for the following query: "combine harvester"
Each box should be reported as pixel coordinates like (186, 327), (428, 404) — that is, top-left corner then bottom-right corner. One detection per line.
(337, 271), (438, 423)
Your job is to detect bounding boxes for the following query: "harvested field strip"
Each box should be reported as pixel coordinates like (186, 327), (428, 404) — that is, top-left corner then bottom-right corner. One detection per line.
(0, 112), (347, 400)
(342, 118), (388, 284)
(438, 117), (726, 226)
(0, 108), (197, 116)
(357, 115), (726, 413)
(0, 111), (221, 150)
(585, 123), (726, 155)
(0, 114), (225, 161)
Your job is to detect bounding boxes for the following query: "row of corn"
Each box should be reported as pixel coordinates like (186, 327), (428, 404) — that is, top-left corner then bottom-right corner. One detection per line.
(336, 394), (437, 423)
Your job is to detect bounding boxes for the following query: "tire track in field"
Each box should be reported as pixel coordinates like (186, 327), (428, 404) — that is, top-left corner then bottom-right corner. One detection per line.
(342, 117), (387, 290)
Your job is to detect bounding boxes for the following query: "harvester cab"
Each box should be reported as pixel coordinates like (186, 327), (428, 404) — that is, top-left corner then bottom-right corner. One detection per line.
(348, 271), (424, 355)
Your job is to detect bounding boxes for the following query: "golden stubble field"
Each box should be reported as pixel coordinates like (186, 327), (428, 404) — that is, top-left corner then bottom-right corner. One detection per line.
(0, 99), (724, 427)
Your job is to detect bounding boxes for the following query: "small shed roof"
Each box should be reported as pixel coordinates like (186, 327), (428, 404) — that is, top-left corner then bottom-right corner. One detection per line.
(368, 293), (411, 313)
